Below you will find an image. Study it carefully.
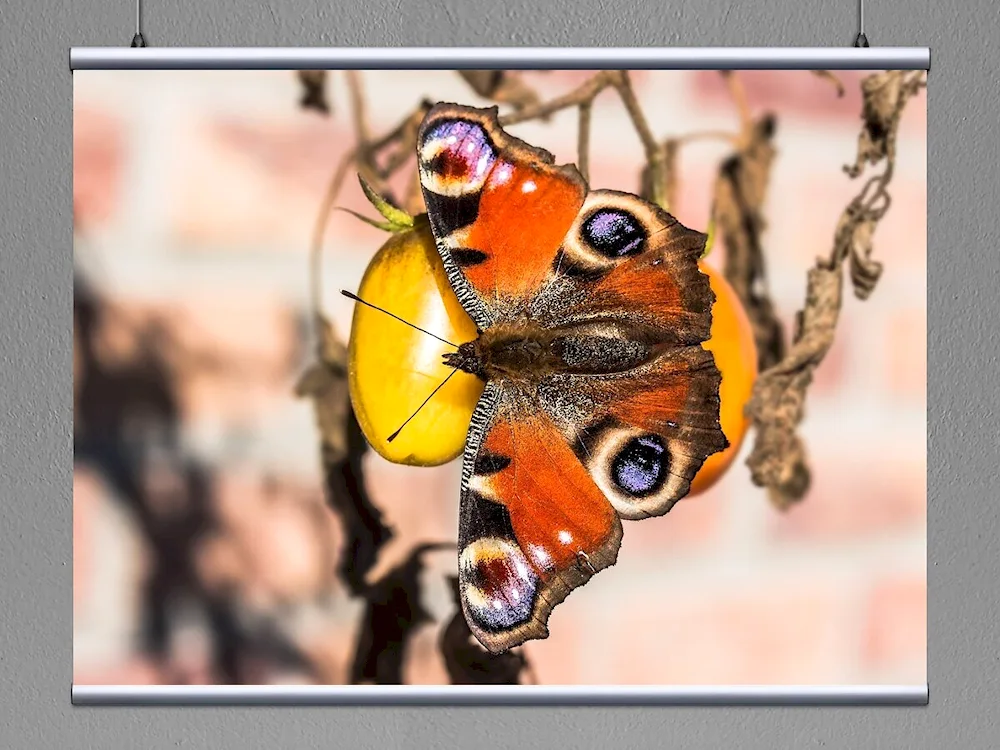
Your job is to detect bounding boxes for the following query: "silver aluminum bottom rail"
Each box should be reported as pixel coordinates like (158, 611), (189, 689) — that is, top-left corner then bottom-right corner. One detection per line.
(72, 684), (928, 706)
(68, 46), (931, 72)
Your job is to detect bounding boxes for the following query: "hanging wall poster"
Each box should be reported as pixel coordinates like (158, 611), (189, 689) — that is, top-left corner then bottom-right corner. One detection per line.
(72, 61), (927, 702)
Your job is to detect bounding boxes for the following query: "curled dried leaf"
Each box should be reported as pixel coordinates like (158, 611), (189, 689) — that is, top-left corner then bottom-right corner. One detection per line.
(846, 214), (883, 300)
(349, 543), (450, 685)
(845, 70), (926, 177)
(459, 70), (542, 114)
(828, 197), (888, 300)
(297, 70), (331, 115)
(714, 114), (787, 371)
(745, 264), (843, 509)
(323, 413), (395, 597)
(295, 314), (393, 596)
(439, 576), (529, 685)
(294, 315), (350, 461)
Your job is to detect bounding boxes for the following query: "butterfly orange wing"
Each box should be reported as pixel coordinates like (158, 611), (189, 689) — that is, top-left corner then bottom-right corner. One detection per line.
(417, 104), (587, 328)
(457, 344), (724, 653)
(418, 104), (726, 653)
(456, 383), (623, 653)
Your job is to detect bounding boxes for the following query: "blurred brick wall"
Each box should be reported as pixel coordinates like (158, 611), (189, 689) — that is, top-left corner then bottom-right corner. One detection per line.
(73, 69), (926, 686)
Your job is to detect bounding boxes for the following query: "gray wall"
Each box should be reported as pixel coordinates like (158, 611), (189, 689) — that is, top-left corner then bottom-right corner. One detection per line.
(2, 0), (996, 746)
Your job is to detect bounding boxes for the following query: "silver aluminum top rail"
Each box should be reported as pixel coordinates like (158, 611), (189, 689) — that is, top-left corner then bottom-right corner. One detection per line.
(69, 46), (930, 71)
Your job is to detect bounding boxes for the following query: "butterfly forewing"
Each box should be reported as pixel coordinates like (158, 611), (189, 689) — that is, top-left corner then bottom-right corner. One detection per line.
(416, 105), (587, 328)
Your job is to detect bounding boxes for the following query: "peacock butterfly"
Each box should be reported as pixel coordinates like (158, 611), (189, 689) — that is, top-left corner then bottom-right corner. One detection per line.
(355, 102), (728, 655)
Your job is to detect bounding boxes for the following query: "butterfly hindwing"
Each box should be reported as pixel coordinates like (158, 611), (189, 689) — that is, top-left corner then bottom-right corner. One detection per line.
(457, 347), (725, 653)
(457, 383), (623, 654)
(540, 346), (727, 520)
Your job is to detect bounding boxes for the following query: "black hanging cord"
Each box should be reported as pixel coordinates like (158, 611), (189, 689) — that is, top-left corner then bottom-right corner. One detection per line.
(853, 0), (869, 47)
(131, 0), (147, 47)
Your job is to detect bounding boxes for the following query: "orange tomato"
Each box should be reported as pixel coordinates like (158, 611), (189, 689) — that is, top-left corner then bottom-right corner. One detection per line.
(687, 261), (758, 497)
(347, 218), (484, 466)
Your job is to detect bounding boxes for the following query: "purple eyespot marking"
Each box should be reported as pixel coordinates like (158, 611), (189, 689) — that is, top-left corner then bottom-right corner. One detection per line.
(611, 435), (668, 497)
(462, 537), (538, 631)
(424, 119), (496, 182)
(581, 208), (647, 258)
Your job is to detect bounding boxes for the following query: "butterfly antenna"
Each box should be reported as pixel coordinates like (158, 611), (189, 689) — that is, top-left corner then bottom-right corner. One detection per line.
(340, 290), (458, 348)
(387, 369), (458, 443)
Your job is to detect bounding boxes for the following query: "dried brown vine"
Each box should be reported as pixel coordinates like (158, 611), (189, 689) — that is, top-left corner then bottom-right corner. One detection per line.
(297, 70), (331, 114)
(744, 70), (927, 510)
(710, 71), (788, 372)
(349, 543), (451, 684)
(714, 111), (787, 371)
(459, 70), (542, 114)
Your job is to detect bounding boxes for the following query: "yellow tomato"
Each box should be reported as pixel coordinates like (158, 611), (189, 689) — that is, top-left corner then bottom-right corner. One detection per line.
(348, 218), (484, 466)
(687, 261), (758, 497)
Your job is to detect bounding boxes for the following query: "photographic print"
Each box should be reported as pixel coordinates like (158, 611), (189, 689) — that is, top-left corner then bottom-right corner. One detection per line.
(73, 66), (926, 693)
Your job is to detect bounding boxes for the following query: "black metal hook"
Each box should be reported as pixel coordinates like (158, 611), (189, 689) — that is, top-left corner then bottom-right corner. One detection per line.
(131, 0), (147, 47)
(853, 0), (870, 47)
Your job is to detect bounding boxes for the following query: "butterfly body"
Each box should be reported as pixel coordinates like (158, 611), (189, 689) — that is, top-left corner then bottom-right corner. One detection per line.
(415, 103), (728, 654)
(442, 320), (657, 383)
